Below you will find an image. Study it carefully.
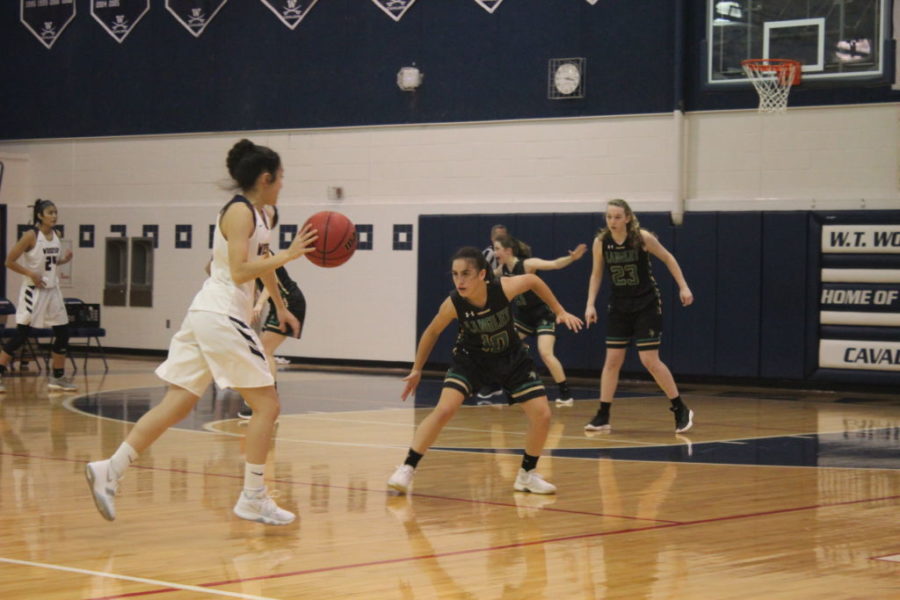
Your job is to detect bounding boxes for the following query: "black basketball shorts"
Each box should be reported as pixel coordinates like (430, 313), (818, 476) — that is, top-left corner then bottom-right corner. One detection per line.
(443, 345), (546, 404)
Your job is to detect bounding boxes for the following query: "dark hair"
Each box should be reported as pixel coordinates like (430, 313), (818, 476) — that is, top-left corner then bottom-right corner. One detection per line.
(451, 246), (494, 282)
(494, 234), (532, 258)
(32, 198), (56, 226)
(226, 139), (281, 192)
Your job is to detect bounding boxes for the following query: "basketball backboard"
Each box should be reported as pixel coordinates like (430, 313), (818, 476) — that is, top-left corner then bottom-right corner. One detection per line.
(708, 0), (890, 85)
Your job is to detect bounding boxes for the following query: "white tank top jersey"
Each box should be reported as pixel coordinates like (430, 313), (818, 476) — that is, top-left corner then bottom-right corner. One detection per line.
(189, 196), (272, 322)
(22, 228), (62, 288)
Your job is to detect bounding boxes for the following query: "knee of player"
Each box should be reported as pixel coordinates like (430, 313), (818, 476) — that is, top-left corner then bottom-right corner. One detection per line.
(639, 352), (663, 370)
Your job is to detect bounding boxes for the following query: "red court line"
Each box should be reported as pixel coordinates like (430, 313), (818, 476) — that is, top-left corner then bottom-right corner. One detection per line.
(81, 493), (900, 600)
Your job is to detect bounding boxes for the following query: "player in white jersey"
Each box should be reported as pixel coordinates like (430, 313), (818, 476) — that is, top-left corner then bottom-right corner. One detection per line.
(0, 199), (75, 393)
(85, 139), (318, 526)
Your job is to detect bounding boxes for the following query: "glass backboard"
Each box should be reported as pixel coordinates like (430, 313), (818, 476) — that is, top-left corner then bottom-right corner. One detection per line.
(708, 0), (889, 84)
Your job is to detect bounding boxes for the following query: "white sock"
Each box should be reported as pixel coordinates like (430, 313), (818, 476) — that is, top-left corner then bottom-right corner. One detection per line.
(244, 462), (265, 493)
(110, 442), (138, 479)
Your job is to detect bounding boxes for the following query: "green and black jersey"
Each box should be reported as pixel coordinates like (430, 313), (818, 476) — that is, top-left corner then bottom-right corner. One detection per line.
(500, 259), (544, 311)
(600, 231), (660, 310)
(450, 281), (520, 356)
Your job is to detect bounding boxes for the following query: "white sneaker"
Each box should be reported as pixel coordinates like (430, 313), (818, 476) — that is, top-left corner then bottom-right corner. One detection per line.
(85, 460), (120, 521)
(514, 468), (557, 495)
(48, 376), (77, 392)
(555, 397), (574, 407)
(388, 464), (415, 494)
(233, 487), (295, 525)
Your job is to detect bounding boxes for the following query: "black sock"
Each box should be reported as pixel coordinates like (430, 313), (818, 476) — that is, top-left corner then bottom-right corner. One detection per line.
(669, 395), (685, 409)
(404, 449), (424, 469)
(53, 368), (64, 379)
(0, 364), (6, 375)
(558, 380), (570, 398)
(599, 401), (612, 420)
(521, 452), (539, 472)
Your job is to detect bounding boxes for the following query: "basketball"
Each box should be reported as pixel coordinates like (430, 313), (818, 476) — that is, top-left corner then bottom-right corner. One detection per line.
(303, 211), (358, 268)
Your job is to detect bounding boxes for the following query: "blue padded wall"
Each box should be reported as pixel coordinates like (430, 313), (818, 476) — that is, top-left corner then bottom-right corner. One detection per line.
(760, 212), (809, 379)
(418, 210), (833, 385)
(714, 212), (762, 377)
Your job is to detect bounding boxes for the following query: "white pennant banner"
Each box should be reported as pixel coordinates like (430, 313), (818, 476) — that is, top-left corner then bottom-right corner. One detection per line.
(474, 0), (503, 14)
(371, 0), (417, 22)
(166, 0), (229, 38)
(20, 0), (76, 49)
(92, 0), (150, 44)
(586, 0), (599, 4)
(260, 0), (319, 30)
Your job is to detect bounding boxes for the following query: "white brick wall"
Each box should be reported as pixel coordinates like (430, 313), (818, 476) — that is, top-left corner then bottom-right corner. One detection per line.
(1, 105), (898, 362)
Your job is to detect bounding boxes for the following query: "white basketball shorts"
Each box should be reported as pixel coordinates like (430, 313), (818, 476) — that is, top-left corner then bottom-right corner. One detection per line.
(15, 284), (68, 328)
(155, 310), (274, 396)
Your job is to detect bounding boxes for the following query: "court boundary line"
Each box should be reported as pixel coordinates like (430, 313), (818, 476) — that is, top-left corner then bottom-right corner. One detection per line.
(0, 557), (280, 600)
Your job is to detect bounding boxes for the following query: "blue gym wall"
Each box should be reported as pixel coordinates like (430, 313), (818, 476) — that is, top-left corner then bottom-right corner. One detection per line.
(418, 211), (900, 386)
(1, 0), (896, 139)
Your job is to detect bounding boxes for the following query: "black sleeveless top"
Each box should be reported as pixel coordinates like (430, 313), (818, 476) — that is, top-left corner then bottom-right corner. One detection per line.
(450, 280), (520, 356)
(501, 260), (545, 311)
(600, 231), (659, 307)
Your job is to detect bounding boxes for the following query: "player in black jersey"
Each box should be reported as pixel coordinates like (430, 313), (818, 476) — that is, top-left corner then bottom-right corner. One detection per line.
(238, 245), (307, 419)
(388, 247), (582, 495)
(584, 199), (694, 433)
(493, 234), (587, 406)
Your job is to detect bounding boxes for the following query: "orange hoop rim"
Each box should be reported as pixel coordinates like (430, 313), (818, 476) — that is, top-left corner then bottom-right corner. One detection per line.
(741, 58), (802, 85)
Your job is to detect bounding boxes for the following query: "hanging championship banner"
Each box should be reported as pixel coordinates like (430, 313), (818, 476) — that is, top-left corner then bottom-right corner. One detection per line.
(20, 0), (76, 50)
(586, 0), (599, 4)
(166, 0), (229, 38)
(371, 0), (417, 22)
(260, 0), (318, 30)
(474, 0), (503, 14)
(92, 0), (150, 44)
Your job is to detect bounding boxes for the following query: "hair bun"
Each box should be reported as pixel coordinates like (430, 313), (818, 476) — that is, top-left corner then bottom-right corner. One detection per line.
(226, 139), (256, 177)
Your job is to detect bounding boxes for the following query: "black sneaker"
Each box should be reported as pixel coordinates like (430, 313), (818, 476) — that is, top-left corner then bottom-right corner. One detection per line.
(671, 405), (694, 433)
(584, 411), (610, 432)
(237, 403), (253, 420)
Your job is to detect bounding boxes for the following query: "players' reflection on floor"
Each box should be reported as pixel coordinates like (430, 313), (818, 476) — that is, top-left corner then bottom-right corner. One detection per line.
(589, 459), (684, 600)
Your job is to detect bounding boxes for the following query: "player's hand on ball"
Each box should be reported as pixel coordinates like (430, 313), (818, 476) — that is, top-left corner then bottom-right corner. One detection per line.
(288, 224), (318, 259)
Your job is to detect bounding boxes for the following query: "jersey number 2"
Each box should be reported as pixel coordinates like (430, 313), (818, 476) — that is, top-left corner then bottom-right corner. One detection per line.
(44, 256), (57, 271)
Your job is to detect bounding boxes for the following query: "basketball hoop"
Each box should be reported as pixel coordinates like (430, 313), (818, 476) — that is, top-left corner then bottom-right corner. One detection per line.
(741, 58), (801, 114)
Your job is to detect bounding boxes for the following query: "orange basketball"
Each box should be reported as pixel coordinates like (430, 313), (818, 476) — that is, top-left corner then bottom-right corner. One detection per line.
(303, 211), (357, 268)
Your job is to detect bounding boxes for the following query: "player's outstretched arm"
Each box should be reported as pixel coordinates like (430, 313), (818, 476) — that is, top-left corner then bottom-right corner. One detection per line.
(523, 243), (587, 273)
(501, 274), (583, 332)
(402, 298), (456, 401)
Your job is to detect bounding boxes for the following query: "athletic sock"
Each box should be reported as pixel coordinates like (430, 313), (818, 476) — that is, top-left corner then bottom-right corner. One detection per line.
(558, 380), (570, 398)
(110, 442), (138, 479)
(52, 368), (64, 379)
(521, 452), (539, 472)
(244, 462), (266, 492)
(404, 448), (424, 469)
(669, 395), (685, 409)
(599, 401), (612, 420)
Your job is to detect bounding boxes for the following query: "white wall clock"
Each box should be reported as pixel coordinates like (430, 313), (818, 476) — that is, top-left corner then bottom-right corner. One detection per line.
(548, 57), (586, 99)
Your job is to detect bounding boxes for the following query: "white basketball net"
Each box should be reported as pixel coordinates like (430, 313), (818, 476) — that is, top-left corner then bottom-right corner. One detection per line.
(742, 60), (800, 114)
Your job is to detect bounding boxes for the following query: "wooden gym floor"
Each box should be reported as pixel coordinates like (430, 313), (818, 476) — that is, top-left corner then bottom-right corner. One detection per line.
(0, 357), (897, 599)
